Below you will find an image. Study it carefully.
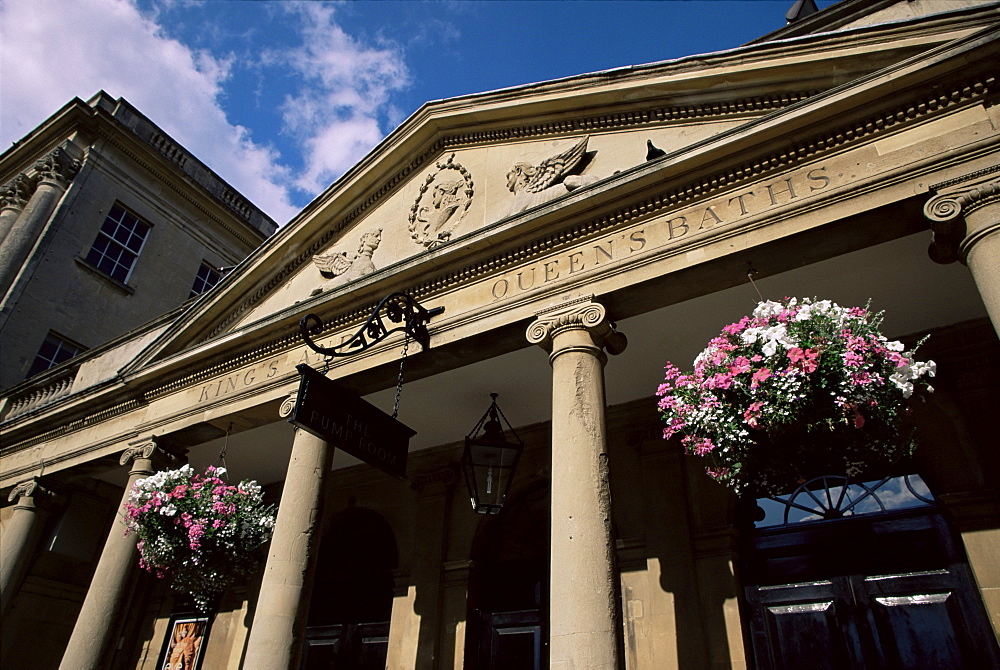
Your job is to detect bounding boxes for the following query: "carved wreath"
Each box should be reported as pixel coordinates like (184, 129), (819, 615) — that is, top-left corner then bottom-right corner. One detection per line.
(408, 153), (475, 250)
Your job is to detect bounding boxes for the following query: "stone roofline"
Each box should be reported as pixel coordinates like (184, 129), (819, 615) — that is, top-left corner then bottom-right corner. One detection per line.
(1, 92), (277, 239)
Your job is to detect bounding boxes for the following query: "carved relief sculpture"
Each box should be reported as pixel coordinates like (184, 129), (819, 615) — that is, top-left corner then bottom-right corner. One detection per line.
(311, 228), (382, 295)
(505, 135), (599, 218)
(34, 146), (81, 186)
(409, 153), (474, 250)
(0, 175), (32, 212)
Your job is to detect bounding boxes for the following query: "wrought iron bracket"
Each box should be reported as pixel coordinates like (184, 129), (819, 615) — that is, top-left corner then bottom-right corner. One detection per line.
(299, 292), (445, 358)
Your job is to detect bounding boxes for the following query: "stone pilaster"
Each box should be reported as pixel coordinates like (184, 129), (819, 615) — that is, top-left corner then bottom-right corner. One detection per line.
(0, 146), (80, 300)
(243, 410), (333, 669)
(526, 296), (627, 670)
(925, 173), (1000, 336)
(59, 438), (179, 670)
(386, 467), (456, 669)
(0, 477), (57, 618)
(0, 174), (32, 246)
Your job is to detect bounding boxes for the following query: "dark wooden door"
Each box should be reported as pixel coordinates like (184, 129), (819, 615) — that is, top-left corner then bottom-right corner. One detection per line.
(301, 622), (389, 670)
(482, 609), (546, 670)
(744, 484), (999, 669)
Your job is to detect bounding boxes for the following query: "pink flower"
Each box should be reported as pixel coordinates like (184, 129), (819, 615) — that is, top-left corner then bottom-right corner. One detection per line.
(788, 348), (820, 373)
(723, 317), (751, 335)
(743, 401), (765, 428)
(729, 356), (752, 375)
(750, 368), (772, 388)
(704, 373), (733, 390)
(706, 466), (730, 481)
(662, 418), (686, 441)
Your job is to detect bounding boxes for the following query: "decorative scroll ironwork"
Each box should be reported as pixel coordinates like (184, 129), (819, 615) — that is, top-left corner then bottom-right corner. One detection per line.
(299, 292), (444, 358)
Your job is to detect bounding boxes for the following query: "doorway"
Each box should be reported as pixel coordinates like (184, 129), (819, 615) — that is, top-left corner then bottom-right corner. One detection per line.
(741, 475), (1000, 669)
(302, 508), (396, 670)
(471, 484), (550, 670)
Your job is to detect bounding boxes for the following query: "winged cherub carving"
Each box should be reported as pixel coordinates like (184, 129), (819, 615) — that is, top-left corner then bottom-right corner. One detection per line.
(504, 135), (599, 217)
(311, 228), (382, 295)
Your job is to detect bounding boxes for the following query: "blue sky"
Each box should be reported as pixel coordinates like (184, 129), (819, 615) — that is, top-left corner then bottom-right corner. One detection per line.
(1, 0), (834, 225)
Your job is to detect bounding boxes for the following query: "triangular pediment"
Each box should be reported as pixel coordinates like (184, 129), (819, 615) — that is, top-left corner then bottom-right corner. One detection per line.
(119, 11), (997, 377)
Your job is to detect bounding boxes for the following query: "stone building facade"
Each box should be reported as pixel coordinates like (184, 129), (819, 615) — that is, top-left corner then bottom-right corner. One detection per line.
(1, 2), (999, 668)
(0, 92), (277, 391)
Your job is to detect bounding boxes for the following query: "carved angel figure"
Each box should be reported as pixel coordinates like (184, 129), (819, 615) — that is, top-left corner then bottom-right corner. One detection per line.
(311, 228), (382, 295)
(504, 136), (599, 217)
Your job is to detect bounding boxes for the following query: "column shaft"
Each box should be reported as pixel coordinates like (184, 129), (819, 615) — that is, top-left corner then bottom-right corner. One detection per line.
(527, 297), (627, 670)
(0, 481), (52, 617)
(0, 179), (65, 299)
(243, 428), (333, 669)
(59, 454), (157, 670)
(548, 326), (619, 668)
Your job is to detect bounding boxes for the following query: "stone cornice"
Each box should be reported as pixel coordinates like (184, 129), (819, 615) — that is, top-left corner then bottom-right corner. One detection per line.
(95, 131), (260, 249)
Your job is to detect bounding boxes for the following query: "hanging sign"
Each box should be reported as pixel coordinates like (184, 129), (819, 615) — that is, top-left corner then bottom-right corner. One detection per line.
(288, 364), (413, 479)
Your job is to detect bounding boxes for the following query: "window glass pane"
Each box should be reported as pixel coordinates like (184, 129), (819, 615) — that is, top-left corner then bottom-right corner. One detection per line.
(190, 263), (222, 298)
(85, 203), (150, 283)
(27, 333), (84, 379)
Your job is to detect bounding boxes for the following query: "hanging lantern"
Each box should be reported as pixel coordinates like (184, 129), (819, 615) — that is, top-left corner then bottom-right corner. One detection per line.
(461, 393), (523, 514)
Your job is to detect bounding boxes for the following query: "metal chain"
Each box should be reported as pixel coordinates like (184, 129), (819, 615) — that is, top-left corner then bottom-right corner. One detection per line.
(214, 422), (232, 479)
(392, 334), (410, 419)
(747, 265), (765, 303)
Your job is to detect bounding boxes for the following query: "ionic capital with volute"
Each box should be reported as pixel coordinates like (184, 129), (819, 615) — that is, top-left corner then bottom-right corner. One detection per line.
(924, 174), (1000, 264)
(526, 295), (627, 357)
(7, 477), (58, 508)
(119, 437), (181, 474)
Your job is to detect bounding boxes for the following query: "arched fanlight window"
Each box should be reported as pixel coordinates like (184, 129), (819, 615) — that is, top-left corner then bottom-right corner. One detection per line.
(754, 474), (935, 528)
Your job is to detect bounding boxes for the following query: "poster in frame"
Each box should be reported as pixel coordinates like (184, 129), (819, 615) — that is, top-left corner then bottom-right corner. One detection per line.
(156, 614), (210, 670)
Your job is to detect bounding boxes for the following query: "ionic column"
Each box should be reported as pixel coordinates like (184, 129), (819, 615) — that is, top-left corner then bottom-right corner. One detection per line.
(0, 146), (80, 299)
(0, 477), (57, 618)
(59, 439), (179, 670)
(243, 398), (334, 669)
(0, 174), (32, 246)
(925, 176), (1000, 336)
(526, 296), (627, 669)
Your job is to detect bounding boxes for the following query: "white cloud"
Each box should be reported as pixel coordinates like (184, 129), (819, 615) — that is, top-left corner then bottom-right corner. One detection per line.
(274, 3), (410, 195)
(0, 0), (299, 225)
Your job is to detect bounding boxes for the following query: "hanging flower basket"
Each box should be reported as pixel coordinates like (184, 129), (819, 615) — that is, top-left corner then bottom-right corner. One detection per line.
(656, 298), (936, 496)
(124, 465), (276, 611)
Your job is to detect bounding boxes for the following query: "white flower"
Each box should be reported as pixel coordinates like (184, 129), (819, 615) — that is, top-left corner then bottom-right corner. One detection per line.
(910, 360), (936, 379)
(884, 340), (905, 352)
(752, 300), (786, 319)
(159, 504), (177, 517)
